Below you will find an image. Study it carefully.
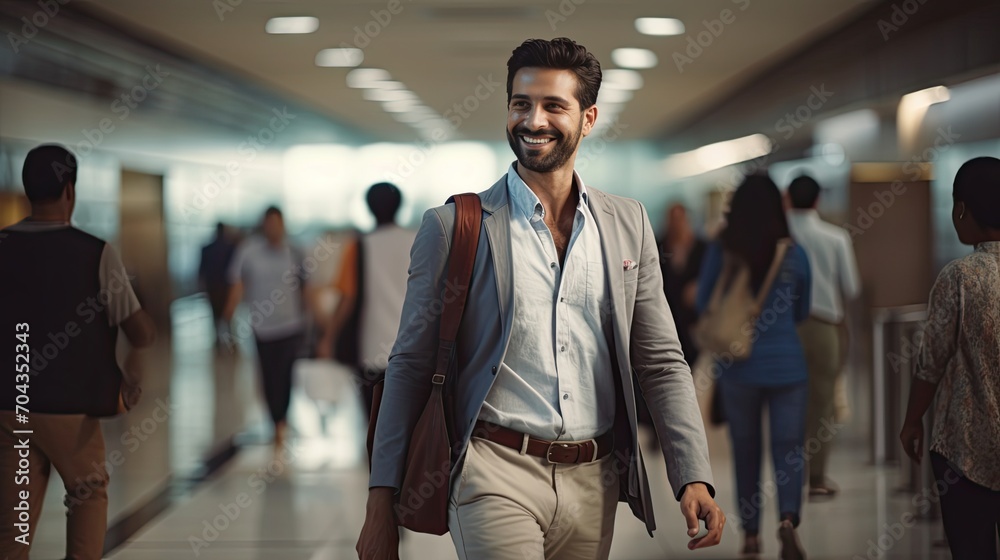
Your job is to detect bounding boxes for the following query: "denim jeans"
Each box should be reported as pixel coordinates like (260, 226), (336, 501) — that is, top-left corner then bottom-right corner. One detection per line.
(718, 377), (809, 535)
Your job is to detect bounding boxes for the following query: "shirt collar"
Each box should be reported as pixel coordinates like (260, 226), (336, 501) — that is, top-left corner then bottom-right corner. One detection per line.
(787, 208), (819, 220)
(506, 162), (590, 222)
(975, 241), (1000, 253)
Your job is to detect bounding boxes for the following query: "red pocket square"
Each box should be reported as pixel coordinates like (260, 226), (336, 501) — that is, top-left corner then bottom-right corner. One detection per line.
(623, 259), (637, 270)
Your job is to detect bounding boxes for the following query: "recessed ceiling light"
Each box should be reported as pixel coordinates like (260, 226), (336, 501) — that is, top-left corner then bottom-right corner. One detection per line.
(315, 48), (363, 68)
(603, 69), (644, 90)
(611, 48), (658, 69)
(265, 16), (319, 34)
(382, 99), (421, 113)
(346, 68), (391, 88)
(635, 17), (685, 36)
(363, 88), (418, 102)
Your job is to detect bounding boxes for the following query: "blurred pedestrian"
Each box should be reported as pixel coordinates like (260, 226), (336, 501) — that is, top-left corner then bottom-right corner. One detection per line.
(900, 156), (1000, 560)
(316, 183), (416, 420)
(696, 174), (811, 558)
(224, 206), (305, 453)
(0, 144), (156, 560)
(637, 203), (707, 443)
(659, 203), (707, 367)
(785, 175), (860, 498)
(199, 221), (237, 348)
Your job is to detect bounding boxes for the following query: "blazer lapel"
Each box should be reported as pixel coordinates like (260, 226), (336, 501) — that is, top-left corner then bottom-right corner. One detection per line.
(588, 190), (630, 380)
(480, 176), (514, 352)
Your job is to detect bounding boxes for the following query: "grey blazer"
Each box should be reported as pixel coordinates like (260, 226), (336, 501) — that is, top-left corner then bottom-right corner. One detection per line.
(369, 174), (714, 534)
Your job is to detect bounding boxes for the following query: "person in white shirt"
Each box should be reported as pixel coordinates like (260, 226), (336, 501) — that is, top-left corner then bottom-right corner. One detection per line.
(317, 183), (417, 419)
(786, 175), (860, 498)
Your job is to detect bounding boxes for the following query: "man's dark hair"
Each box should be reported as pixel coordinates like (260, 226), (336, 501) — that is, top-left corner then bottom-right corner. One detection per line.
(788, 175), (821, 209)
(954, 156), (1000, 229)
(263, 206), (283, 219)
(22, 144), (77, 202)
(506, 38), (602, 109)
(366, 182), (402, 225)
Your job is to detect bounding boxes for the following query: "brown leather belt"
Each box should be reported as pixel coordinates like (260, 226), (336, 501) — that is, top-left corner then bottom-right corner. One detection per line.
(472, 421), (613, 464)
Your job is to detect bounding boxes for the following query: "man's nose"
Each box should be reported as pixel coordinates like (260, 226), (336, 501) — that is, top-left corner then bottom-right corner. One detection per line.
(524, 106), (548, 132)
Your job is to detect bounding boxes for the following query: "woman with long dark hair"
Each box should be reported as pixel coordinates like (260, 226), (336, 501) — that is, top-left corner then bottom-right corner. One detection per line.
(900, 156), (1000, 559)
(696, 174), (812, 558)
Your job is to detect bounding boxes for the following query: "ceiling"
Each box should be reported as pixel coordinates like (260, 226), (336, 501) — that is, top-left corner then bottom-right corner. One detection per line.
(76, 0), (878, 142)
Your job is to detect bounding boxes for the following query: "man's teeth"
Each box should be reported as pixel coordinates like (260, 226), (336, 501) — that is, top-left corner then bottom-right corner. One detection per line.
(522, 136), (552, 144)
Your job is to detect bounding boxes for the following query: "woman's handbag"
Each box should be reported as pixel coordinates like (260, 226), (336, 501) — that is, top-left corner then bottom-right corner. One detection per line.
(365, 193), (482, 536)
(693, 239), (791, 361)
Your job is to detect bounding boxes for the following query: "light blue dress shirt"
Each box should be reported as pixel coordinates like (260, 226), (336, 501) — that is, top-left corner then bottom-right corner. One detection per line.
(478, 164), (615, 441)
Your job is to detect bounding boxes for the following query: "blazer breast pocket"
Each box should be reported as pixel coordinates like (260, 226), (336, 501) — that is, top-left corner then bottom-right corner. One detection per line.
(623, 267), (639, 285)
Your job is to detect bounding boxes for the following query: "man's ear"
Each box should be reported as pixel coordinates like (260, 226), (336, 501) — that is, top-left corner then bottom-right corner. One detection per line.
(582, 104), (598, 137)
(64, 182), (75, 203)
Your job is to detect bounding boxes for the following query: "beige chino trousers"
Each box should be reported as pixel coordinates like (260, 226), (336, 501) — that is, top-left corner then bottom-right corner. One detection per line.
(448, 436), (620, 560)
(0, 411), (108, 560)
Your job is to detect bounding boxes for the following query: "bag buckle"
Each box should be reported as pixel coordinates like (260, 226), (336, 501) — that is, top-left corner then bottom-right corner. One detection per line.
(431, 374), (446, 385)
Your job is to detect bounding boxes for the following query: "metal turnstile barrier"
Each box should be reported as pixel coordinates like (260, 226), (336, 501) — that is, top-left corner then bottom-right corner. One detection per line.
(871, 304), (939, 519)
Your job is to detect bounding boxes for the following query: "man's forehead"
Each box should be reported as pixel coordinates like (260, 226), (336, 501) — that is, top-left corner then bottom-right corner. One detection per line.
(511, 67), (578, 89)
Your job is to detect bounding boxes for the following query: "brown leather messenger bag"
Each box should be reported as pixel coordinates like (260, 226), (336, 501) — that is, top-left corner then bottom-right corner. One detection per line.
(366, 192), (482, 535)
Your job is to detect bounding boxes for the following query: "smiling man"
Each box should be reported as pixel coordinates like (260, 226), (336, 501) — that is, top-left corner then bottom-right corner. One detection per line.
(357, 38), (723, 560)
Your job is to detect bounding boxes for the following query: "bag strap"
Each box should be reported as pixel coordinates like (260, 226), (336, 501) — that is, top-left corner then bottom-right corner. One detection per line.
(753, 239), (792, 311)
(706, 253), (734, 311)
(432, 193), (483, 385)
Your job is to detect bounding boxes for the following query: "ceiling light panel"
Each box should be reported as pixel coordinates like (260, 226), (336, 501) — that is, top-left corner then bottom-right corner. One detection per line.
(315, 48), (363, 67)
(612, 48), (658, 69)
(265, 16), (319, 34)
(635, 17), (685, 36)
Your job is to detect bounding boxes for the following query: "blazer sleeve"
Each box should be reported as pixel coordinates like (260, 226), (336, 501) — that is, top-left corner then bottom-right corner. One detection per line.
(630, 202), (715, 500)
(369, 206), (453, 490)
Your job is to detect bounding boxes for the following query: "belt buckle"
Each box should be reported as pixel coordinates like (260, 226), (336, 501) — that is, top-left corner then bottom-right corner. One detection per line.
(546, 441), (574, 464)
(545, 440), (599, 463)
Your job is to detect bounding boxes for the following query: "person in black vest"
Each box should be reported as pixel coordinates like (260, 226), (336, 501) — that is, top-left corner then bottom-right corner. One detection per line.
(0, 144), (156, 560)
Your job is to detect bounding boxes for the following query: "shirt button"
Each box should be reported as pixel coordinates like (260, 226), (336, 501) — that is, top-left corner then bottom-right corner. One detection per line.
(563, 394), (569, 400)
(560, 345), (566, 352)
(560, 297), (565, 302)
(550, 262), (557, 269)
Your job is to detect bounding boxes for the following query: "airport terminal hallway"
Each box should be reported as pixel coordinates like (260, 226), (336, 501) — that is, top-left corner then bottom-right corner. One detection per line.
(27, 297), (953, 560)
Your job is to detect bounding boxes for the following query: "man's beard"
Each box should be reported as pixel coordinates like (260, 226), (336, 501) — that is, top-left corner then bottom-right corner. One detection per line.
(506, 118), (583, 173)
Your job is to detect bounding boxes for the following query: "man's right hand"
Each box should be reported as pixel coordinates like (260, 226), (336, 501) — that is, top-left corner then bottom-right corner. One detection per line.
(357, 487), (400, 560)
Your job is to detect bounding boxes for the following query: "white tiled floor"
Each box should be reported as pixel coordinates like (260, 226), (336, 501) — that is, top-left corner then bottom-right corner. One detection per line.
(25, 296), (963, 559)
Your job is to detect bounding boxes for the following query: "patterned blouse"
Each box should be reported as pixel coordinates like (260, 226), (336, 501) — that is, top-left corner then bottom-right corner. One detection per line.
(916, 241), (1000, 490)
